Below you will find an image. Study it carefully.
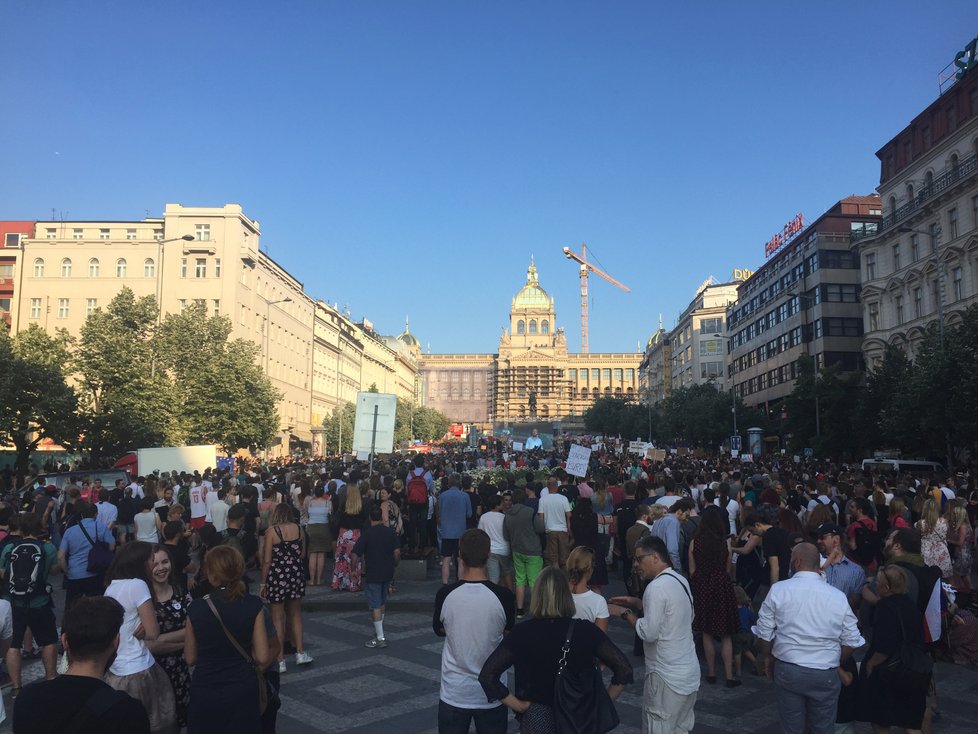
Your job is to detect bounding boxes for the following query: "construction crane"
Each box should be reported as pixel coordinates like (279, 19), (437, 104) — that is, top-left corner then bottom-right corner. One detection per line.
(562, 243), (630, 354)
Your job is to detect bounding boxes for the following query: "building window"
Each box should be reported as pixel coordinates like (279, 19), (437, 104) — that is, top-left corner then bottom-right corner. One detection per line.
(913, 288), (923, 318)
(602, 368), (611, 381)
(195, 258), (207, 278)
(700, 317), (722, 333)
(60, 258), (72, 277)
(45, 228), (56, 240)
(99, 228), (110, 240)
(953, 267), (963, 301)
(86, 298), (98, 316)
(591, 369), (600, 380)
(911, 234), (920, 262)
(529, 319), (537, 334)
(895, 295), (904, 325)
(892, 243), (901, 271)
(33, 258), (44, 277)
(614, 368), (623, 380)
(700, 339), (722, 356)
(568, 369), (577, 380)
(517, 320), (525, 334)
(126, 228), (137, 240)
(29, 298), (42, 319)
(195, 224), (210, 241)
(928, 223), (939, 251)
(868, 302), (880, 331)
(625, 368), (634, 380)
(116, 258), (127, 278)
(181, 258), (188, 278)
(144, 258), (155, 277)
(865, 253), (876, 280)
(57, 298), (69, 319)
(541, 319), (548, 334)
(88, 258), (100, 277)
(948, 208), (959, 240)
(215, 258), (222, 278)
(154, 229), (163, 241)
(72, 228), (83, 240)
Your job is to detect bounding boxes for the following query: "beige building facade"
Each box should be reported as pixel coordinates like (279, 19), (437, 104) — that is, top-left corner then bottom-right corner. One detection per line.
(854, 64), (978, 365)
(419, 261), (642, 427)
(13, 203), (419, 455)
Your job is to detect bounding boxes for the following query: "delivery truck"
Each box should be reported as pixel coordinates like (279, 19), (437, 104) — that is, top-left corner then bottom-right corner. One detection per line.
(113, 445), (224, 476)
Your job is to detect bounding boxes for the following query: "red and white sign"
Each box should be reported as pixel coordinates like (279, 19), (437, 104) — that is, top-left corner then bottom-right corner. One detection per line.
(764, 213), (804, 258)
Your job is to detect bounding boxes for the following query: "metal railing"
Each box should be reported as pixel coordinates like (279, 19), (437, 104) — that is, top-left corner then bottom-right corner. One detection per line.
(854, 153), (978, 242)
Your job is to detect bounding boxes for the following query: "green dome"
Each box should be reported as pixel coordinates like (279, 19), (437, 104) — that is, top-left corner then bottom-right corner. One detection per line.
(397, 318), (420, 348)
(513, 260), (551, 309)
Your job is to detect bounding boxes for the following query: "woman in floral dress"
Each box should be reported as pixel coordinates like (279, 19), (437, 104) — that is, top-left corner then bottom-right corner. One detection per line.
(916, 498), (953, 578)
(331, 485), (367, 592)
(261, 504), (312, 673)
(948, 501), (974, 591)
(147, 546), (192, 728)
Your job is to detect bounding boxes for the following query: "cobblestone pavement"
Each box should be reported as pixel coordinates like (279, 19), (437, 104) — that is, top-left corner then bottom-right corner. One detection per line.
(4, 567), (978, 733)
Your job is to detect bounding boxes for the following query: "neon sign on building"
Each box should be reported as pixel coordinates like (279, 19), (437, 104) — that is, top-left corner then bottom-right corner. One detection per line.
(764, 213), (804, 258)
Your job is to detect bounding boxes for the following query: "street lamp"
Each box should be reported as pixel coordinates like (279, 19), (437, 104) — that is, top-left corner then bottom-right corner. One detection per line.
(264, 297), (292, 373)
(897, 225), (944, 350)
(152, 234), (197, 378)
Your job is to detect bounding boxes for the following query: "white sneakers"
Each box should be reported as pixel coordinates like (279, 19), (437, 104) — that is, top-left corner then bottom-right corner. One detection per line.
(278, 660), (287, 673)
(295, 651), (314, 665)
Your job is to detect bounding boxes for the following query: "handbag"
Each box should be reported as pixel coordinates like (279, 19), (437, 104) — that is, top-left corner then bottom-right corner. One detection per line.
(552, 620), (620, 734)
(878, 608), (933, 694)
(78, 520), (114, 575)
(204, 594), (279, 716)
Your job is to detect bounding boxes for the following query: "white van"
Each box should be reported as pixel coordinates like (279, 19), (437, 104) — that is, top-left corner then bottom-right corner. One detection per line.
(861, 458), (944, 476)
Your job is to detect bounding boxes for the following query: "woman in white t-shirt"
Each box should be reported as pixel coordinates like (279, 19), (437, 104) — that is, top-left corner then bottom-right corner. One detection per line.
(566, 546), (609, 632)
(104, 541), (178, 734)
(714, 483), (740, 536)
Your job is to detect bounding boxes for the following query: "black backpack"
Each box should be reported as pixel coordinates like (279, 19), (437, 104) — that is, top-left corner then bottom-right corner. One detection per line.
(851, 520), (883, 567)
(7, 540), (48, 605)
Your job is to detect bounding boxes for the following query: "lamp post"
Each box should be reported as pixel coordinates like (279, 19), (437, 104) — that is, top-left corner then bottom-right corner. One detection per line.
(152, 234), (197, 378)
(264, 297), (292, 373)
(897, 225), (944, 351)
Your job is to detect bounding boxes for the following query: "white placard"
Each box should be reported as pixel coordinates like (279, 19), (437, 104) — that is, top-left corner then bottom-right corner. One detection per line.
(353, 392), (397, 455)
(502, 452), (509, 462)
(356, 450), (369, 461)
(591, 443), (601, 452)
(628, 440), (647, 455)
(741, 453), (753, 463)
(566, 444), (592, 478)
(512, 441), (524, 452)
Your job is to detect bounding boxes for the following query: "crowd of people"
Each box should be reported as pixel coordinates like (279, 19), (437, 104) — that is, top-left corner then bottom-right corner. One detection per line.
(0, 445), (975, 733)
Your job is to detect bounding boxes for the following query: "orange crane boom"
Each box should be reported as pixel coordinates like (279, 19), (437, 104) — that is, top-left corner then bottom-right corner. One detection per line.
(562, 243), (630, 354)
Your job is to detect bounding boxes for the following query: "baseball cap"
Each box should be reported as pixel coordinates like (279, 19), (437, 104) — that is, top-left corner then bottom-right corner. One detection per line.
(816, 522), (843, 537)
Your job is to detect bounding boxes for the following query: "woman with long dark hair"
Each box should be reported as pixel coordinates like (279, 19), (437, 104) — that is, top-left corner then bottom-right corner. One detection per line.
(104, 541), (178, 734)
(689, 506), (740, 686)
(147, 545), (192, 728)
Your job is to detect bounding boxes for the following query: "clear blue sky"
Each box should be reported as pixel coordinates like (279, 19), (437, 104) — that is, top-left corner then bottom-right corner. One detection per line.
(1, 2), (974, 353)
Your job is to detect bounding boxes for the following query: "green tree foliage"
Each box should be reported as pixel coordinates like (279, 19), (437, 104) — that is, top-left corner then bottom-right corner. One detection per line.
(656, 384), (734, 448)
(783, 357), (861, 457)
(583, 396), (653, 440)
(0, 325), (77, 476)
(322, 402), (356, 454)
(156, 303), (280, 453)
(74, 289), (175, 463)
(854, 345), (917, 454)
(323, 398), (450, 454)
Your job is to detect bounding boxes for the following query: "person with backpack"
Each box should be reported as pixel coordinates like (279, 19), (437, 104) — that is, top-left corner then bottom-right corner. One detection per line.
(404, 456), (433, 554)
(58, 500), (116, 608)
(0, 513), (60, 699)
(845, 497), (882, 573)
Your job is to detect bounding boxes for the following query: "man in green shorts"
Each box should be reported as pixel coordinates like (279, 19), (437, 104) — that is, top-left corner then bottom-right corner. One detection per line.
(502, 488), (545, 619)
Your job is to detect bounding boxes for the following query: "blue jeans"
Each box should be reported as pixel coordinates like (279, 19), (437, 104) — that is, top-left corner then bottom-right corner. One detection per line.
(438, 700), (508, 734)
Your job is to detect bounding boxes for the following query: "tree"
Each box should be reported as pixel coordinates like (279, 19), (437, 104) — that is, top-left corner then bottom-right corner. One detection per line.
(156, 303), (280, 454)
(0, 325), (78, 477)
(583, 396), (652, 440)
(323, 402), (356, 454)
(657, 384), (730, 448)
(73, 289), (174, 464)
(783, 357), (862, 458)
(855, 345), (917, 454)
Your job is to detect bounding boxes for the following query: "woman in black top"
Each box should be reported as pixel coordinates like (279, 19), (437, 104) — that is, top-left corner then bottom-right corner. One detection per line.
(479, 567), (632, 733)
(858, 564), (929, 732)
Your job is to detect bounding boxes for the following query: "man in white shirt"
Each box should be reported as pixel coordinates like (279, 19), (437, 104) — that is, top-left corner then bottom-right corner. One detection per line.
(609, 535), (699, 734)
(210, 487), (231, 532)
(477, 495), (512, 587)
(94, 488), (118, 531)
(433, 529), (515, 734)
(538, 487), (571, 569)
(752, 543), (865, 734)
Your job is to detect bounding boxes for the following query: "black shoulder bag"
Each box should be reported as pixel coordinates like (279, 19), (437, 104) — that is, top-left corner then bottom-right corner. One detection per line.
(553, 620), (620, 734)
(204, 594), (279, 716)
(878, 608), (933, 694)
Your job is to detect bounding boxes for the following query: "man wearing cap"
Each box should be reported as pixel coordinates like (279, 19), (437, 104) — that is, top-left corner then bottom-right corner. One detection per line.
(815, 523), (866, 606)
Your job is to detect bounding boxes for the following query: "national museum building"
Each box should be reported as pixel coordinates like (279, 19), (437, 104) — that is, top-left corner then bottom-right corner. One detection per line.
(418, 261), (643, 428)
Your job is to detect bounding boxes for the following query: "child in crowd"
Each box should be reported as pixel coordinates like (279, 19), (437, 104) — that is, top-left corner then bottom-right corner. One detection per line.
(732, 585), (759, 678)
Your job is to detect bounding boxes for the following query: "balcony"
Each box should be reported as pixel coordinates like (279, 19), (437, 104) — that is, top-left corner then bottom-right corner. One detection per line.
(854, 152), (978, 242)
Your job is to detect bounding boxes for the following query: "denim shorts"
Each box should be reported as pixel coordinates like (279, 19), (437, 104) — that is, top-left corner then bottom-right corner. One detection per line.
(364, 582), (389, 610)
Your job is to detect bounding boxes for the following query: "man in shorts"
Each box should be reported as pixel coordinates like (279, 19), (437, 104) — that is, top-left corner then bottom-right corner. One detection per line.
(352, 505), (399, 649)
(1, 514), (60, 698)
(436, 475), (471, 585)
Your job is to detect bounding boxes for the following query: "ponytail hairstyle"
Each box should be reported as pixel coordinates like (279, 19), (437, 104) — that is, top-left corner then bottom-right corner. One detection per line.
(203, 545), (247, 601)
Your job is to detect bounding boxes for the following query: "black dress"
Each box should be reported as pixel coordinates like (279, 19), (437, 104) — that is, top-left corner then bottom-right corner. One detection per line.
(155, 588), (192, 727)
(858, 594), (929, 730)
(187, 592), (265, 734)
